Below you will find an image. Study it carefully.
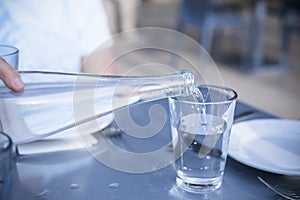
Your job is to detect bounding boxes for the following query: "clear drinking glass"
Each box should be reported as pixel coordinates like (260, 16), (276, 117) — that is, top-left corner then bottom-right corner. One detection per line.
(0, 44), (19, 69)
(169, 85), (237, 193)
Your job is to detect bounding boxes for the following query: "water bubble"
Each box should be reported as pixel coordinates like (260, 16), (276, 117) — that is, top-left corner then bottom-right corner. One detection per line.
(108, 182), (120, 189)
(70, 183), (80, 189)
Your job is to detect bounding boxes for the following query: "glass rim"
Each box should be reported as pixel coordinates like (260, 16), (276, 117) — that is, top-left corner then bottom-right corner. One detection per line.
(171, 84), (238, 105)
(0, 44), (19, 57)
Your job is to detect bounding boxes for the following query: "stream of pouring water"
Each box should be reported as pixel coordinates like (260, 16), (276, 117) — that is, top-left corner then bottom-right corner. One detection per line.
(192, 86), (208, 125)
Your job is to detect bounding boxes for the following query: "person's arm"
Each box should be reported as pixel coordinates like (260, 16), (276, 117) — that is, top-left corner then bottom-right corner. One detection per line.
(81, 47), (116, 75)
(0, 58), (24, 92)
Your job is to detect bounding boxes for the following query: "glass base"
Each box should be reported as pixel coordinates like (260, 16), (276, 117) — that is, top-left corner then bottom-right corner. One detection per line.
(176, 176), (222, 193)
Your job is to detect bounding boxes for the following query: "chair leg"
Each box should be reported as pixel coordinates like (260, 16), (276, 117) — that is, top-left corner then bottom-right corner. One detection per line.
(201, 20), (214, 55)
(241, 22), (251, 71)
(213, 30), (223, 62)
(280, 25), (290, 68)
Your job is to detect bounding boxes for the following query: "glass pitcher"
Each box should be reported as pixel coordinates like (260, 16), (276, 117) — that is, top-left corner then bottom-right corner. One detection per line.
(0, 70), (196, 144)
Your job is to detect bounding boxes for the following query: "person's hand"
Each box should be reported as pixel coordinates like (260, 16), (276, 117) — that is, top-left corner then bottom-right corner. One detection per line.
(0, 57), (24, 92)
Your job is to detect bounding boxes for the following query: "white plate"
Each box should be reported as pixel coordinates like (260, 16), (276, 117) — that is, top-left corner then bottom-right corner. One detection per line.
(228, 119), (300, 175)
(17, 114), (114, 155)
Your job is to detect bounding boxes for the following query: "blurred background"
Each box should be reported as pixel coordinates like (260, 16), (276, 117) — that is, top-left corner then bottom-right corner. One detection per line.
(102, 0), (299, 119)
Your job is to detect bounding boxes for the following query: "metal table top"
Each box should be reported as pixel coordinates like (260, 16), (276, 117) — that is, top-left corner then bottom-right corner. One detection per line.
(9, 99), (295, 200)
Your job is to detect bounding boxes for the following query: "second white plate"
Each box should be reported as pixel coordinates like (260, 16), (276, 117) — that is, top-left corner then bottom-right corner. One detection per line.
(228, 119), (300, 176)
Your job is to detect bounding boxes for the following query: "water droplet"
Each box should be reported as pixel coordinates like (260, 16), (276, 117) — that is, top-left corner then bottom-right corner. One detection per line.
(108, 182), (120, 189)
(70, 183), (80, 189)
(206, 155), (211, 159)
(32, 188), (51, 197)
